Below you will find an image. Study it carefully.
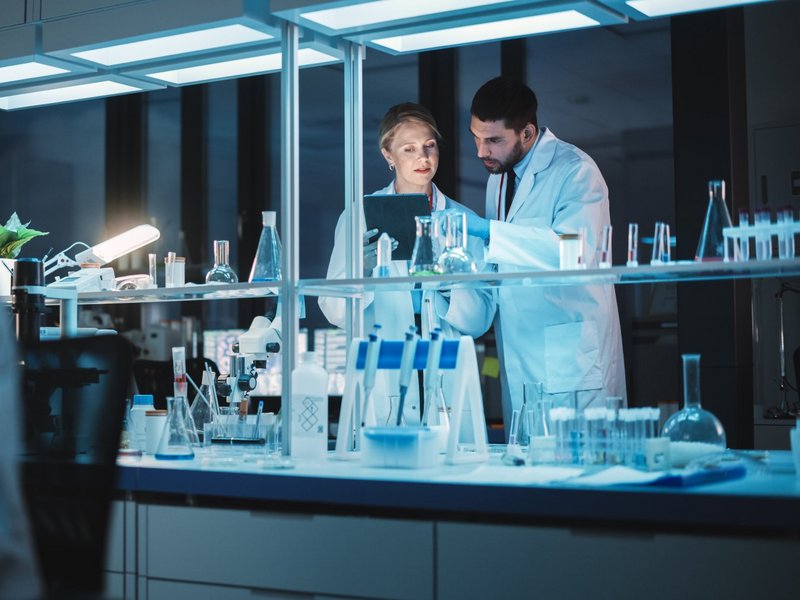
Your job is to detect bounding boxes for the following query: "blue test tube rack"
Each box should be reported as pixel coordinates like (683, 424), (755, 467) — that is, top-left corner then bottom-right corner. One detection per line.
(334, 335), (488, 465)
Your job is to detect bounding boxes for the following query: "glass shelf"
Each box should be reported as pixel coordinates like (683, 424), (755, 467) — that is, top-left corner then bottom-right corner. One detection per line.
(296, 258), (800, 298)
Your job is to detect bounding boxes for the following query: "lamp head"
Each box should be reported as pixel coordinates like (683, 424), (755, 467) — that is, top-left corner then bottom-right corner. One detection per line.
(75, 224), (160, 265)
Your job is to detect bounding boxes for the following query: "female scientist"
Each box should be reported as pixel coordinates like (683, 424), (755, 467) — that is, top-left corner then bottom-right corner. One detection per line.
(319, 102), (493, 425)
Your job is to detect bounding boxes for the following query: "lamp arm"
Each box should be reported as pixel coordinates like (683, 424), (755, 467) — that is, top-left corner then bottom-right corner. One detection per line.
(42, 242), (90, 278)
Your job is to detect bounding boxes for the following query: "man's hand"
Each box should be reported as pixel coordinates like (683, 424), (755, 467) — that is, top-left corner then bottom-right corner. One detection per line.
(466, 212), (490, 242)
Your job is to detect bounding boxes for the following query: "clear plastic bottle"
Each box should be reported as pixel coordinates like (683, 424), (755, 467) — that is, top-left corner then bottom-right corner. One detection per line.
(695, 180), (733, 261)
(205, 240), (239, 284)
(661, 354), (726, 466)
(290, 351), (328, 460)
(249, 210), (282, 282)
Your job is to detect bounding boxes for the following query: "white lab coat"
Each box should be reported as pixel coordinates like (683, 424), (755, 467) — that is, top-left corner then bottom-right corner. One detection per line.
(319, 182), (494, 425)
(483, 128), (626, 428)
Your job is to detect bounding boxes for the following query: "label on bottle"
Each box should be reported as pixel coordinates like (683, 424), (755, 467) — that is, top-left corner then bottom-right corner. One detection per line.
(291, 393), (327, 460)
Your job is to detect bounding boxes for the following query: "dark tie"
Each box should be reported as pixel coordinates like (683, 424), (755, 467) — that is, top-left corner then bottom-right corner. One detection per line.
(504, 170), (516, 220)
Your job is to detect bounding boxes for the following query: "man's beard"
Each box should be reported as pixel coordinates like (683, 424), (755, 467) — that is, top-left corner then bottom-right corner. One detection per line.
(481, 139), (525, 174)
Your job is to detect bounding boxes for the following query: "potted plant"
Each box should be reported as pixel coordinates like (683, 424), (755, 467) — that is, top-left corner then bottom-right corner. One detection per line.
(0, 213), (48, 295)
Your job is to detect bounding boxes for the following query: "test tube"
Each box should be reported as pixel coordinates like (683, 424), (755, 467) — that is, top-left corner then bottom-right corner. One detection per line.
(778, 206), (795, 260)
(577, 227), (587, 269)
(660, 223), (671, 263)
(604, 396), (623, 465)
(754, 207), (772, 260)
(599, 224), (613, 268)
(148, 253), (157, 287)
(650, 222), (664, 265)
(626, 223), (639, 267)
(165, 251), (177, 288)
(736, 209), (750, 262)
(374, 232), (392, 278)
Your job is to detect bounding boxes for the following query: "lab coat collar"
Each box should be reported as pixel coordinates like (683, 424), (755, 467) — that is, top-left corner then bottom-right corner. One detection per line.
(505, 127), (557, 222)
(386, 180), (447, 211)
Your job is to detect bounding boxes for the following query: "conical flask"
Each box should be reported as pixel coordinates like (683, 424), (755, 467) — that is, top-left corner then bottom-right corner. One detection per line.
(190, 370), (215, 441)
(436, 211), (477, 274)
(409, 215), (436, 276)
(249, 210), (282, 282)
(695, 180), (733, 261)
(155, 396), (195, 460)
(661, 354), (726, 466)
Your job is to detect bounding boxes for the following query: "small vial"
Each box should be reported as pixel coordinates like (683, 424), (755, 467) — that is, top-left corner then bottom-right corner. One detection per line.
(374, 232), (392, 278)
(577, 227), (587, 269)
(559, 234), (582, 270)
(650, 222), (664, 265)
(661, 223), (671, 263)
(626, 223), (639, 267)
(754, 207), (772, 261)
(737, 209), (750, 262)
(778, 206), (795, 260)
(599, 224), (613, 268)
(148, 253), (157, 287)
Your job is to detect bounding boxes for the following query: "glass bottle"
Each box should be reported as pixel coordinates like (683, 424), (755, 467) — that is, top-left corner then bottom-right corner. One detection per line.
(661, 354), (726, 466)
(249, 210), (282, 282)
(695, 179), (733, 261)
(205, 240), (238, 284)
(436, 211), (476, 274)
(189, 370), (215, 442)
(409, 215), (437, 276)
(155, 396), (196, 460)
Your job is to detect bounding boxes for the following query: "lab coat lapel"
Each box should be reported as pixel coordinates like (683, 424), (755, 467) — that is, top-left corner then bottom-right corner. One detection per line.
(505, 128), (558, 223)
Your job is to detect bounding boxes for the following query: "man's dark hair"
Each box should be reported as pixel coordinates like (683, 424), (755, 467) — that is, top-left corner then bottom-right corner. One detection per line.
(470, 76), (538, 133)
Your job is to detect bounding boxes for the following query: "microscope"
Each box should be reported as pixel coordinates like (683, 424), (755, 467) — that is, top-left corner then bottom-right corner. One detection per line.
(222, 315), (282, 419)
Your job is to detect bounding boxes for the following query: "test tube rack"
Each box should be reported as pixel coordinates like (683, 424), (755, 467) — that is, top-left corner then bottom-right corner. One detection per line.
(723, 222), (799, 261)
(334, 335), (489, 464)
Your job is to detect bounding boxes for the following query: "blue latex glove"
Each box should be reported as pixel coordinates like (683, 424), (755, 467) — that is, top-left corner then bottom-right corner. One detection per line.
(466, 212), (490, 242)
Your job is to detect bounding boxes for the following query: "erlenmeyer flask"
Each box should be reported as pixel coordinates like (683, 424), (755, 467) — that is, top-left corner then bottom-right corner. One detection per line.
(249, 210), (282, 282)
(695, 180), (733, 261)
(409, 215), (437, 275)
(190, 370), (215, 441)
(206, 240), (238, 284)
(661, 354), (726, 466)
(155, 396), (195, 460)
(436, 211), (477, 274)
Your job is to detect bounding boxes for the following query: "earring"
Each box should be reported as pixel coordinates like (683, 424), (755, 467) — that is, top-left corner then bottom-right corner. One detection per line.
(389, 163), (395, 171)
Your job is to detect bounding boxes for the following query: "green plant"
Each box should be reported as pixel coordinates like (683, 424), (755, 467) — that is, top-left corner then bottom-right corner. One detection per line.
(0, 213), (48, 259)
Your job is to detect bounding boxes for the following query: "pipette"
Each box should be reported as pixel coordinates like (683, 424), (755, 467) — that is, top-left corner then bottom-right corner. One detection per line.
(421, 328), (443, 426)
(360, 324), (382, 428)
(396, 325), (418, 426)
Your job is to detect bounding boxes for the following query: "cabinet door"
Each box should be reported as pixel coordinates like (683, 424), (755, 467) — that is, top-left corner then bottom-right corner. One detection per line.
(437, 522), (800, 600)
(105, 501), (125, 573)
(0, 0), (24, 26)
(142, 505), (434, 600)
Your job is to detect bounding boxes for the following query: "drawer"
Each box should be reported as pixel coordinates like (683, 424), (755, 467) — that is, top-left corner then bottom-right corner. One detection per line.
(436, 522), (800, 600)
(0, 0), (25, 27)
(41, 0), (134, 20)
(142, 505), (433, 600)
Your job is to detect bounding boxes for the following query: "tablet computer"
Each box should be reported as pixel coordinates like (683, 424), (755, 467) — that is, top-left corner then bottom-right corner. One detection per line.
(363, 193), (431, 261)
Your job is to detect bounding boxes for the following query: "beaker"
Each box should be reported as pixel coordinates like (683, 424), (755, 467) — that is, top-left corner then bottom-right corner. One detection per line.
(661, 354), (726, 466)
(155, 396), (196, 460)
(205, 240), (239, 284)
(249, 210), (282, 282)
(436, 211), (477, 274)
(695, 180), (733, 261)
(409, 216), (437, 276)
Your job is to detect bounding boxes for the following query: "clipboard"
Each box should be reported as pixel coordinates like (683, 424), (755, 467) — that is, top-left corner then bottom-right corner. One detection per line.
(363, 193), (431, 261)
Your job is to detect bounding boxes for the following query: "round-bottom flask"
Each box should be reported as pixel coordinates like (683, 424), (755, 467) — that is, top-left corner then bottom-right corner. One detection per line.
(206, 240), (239, 284)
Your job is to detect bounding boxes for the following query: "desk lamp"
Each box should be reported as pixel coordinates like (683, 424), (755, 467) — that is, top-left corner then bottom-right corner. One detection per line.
(44, 224), (160, 292)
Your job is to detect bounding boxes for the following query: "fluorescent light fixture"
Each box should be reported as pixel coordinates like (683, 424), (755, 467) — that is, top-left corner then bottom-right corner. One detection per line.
(627, 0), (771, 17)
(71, 23), (273, 66)
(371, 10), (599, 53)
(0, 61), (70, 85)
(302, 0), (511, 30)
(75, 225), (161, 265)
(0, 80), (146, 111)
(144, 48), (340, 85)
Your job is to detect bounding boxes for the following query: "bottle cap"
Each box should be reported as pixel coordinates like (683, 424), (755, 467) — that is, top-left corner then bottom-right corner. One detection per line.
(262, 211), (277, 227)
(299, 351), (317, 364)
(133, 394), (154, 406)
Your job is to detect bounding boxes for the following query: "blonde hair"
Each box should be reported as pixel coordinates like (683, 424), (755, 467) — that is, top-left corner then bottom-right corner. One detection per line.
(378, 102), (442, 151)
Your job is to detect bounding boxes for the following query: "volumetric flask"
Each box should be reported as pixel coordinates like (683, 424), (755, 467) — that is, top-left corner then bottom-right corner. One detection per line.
(436, 211), (476, 274)
(206, 240), (238, 284)
(249, 210), (282, 282)
(409, 216), (437, 276)
(695, 180), (733, 261)
(155, 396), (195, 460)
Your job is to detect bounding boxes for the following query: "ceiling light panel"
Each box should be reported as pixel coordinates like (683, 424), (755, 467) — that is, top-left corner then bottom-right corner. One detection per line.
(625, 0), (772, 17)
(0, 25), (87, 85)
(0, 75), (162, 111)
(43, 0), (279, 68)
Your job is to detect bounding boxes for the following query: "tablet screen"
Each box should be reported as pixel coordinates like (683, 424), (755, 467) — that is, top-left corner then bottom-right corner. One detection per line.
(363, 193), (431, 261)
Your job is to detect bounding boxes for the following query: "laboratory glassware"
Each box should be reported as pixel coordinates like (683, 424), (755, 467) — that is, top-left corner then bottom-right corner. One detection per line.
(290, 351), (329, 460)
(661, 354), (726, 466)
(559, 233), (582, 270)
(695, 179), (733, 261)
(626, 223), (639, 267)
(374, 232), (392, 278)
(754, 207), (772, 261)
(148, 253), (157, 287)
(650, 222), (664, 265)
(189, 370), (215, 441)
(777, 206), (796, 260)
(660, 223), (671, 263)
(409, 216), (437, 275)
(249, 210), (282, 282)
(154, 396), (195, 460)
(436, 211), (477, 274)
(205, 240), (239, 284)
(599, 224), (613, 268)
(527, 382), (555, 464)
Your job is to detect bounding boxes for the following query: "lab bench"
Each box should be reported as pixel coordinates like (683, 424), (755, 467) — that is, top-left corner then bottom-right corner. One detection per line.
(106, 450), (800, 600)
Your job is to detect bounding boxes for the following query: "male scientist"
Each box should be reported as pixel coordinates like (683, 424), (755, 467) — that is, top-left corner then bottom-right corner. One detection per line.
(466, 76), (626, 432)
